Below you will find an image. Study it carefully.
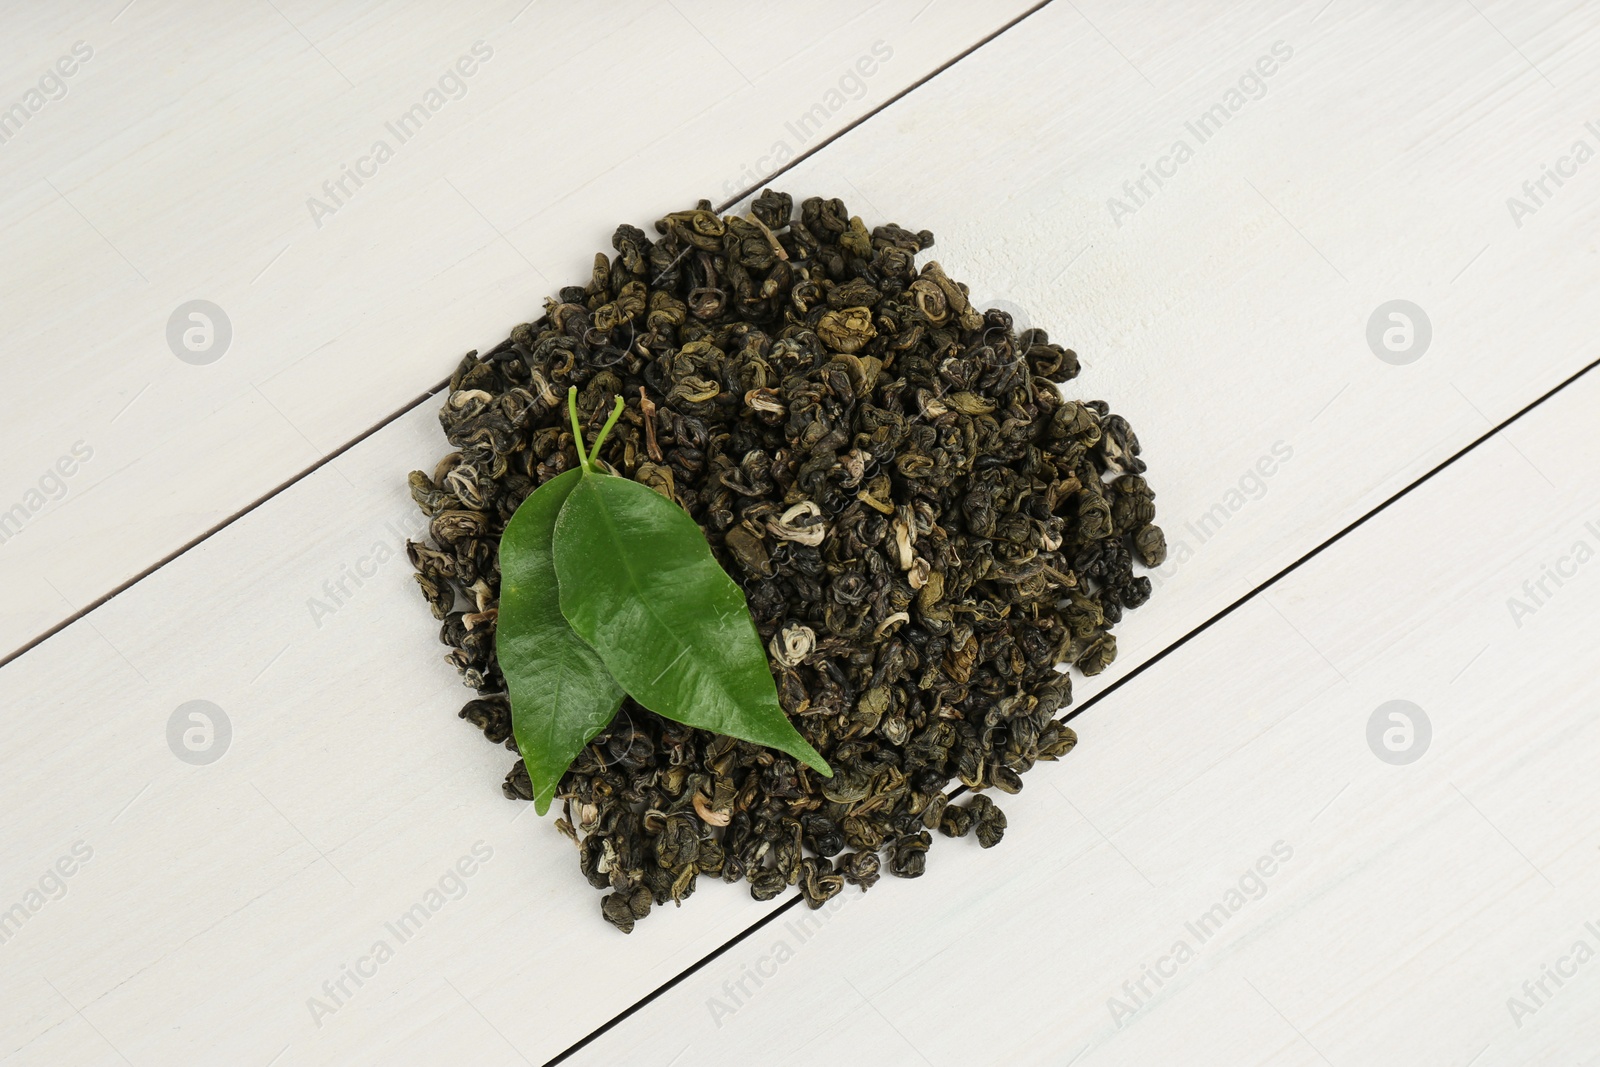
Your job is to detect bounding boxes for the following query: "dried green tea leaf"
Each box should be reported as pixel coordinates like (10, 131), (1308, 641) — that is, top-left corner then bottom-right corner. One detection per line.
(552, 473), (831, 776)
(413, 189), (1165, 932)
(498, 468), (625, 814)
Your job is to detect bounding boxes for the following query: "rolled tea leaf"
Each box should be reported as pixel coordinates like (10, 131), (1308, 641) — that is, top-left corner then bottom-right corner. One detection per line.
(498, 468), (626, 814)
(552, 473), (831, 776)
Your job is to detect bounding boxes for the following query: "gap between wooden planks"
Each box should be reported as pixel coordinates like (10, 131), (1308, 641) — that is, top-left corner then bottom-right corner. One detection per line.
(543, 349), (1600, 1067)
(0, 0), (1045, 662)
(4, 1), (1598, 1061)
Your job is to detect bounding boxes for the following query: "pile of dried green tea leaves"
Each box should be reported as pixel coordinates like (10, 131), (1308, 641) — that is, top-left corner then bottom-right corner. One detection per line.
(407, 190), (1165, 932)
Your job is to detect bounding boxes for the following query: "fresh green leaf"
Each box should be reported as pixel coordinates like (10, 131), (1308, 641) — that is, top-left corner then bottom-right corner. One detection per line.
(552, 473), (832, 777)
(493, 388), (828, 818)
(498, 467), (626, 814)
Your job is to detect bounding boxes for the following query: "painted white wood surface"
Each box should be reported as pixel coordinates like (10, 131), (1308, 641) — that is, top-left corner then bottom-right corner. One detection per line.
(0, 0), (1035, 658)
(2, 0), (1599, 1064)
(571, 317), (1600, 1067)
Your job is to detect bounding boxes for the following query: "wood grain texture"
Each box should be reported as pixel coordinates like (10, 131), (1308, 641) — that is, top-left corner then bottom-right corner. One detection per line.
(568, 325), (1600, 1067)
(3, 0), (1599, 1064)
(708, 0), (1600, 716)
(0, 0), (1035, 657)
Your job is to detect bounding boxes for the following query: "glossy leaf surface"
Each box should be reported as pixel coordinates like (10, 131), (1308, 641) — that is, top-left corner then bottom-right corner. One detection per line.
(552, 473), (831, 776)
(498, 468), (626, 814)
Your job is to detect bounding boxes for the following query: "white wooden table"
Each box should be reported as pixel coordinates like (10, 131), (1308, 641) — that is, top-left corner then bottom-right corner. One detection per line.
(3, 2), (1598, 1064)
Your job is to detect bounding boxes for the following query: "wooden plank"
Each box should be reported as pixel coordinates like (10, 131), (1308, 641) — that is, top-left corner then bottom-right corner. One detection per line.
(4, 0), (1599, 1063)
(746, 0), (1600, 695)
(0, 0), (1038, 657)
(0, 405), (789, 1065)
(559, 295), (1600, 1067)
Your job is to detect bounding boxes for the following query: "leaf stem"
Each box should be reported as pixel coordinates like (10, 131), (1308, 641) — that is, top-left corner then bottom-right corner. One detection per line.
(587, 395), (627, 467)
(567, 386), (590, 473)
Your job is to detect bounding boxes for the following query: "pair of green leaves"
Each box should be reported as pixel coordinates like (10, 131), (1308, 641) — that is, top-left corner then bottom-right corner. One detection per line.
(498, 388), (831, 814)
